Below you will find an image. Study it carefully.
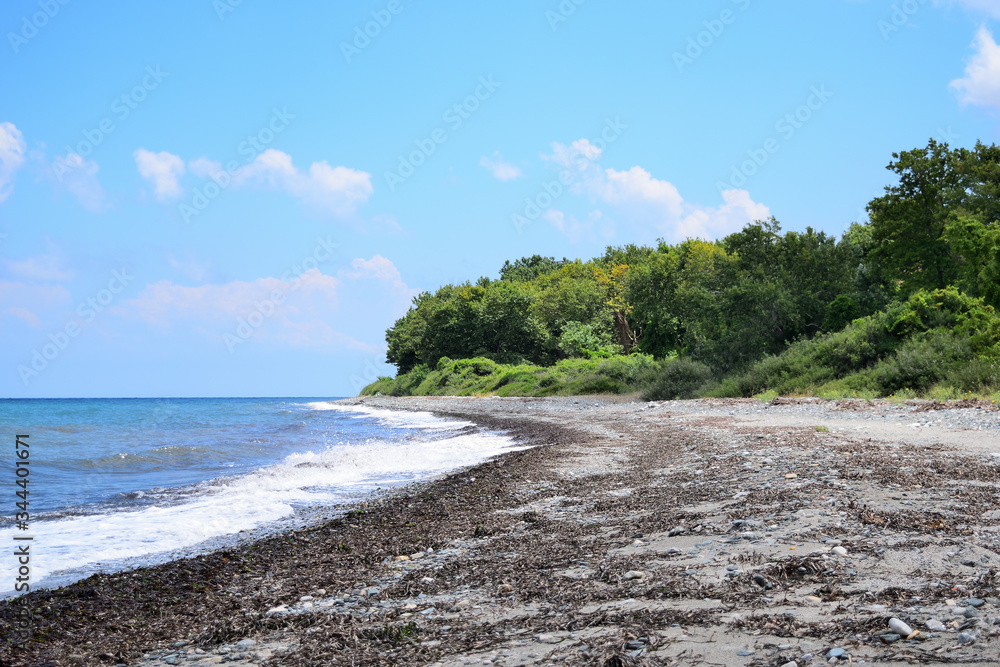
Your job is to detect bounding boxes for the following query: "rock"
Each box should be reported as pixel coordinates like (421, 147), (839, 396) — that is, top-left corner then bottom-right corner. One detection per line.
(925, 618), (947, 632)
(967, 598), (986, 608)
(235, 639), (257, 649)
(753, 574), (768, 587)
(265, 605), (287, 616)
(394, 555), (410, 561)
(879, 633), (901, 643)
(785, 473), (798, 479)
(668, 526), (686, 537)
(780, 662), (798, 667)
(299, 595), (313, 602)
(170, 641), (189, 648)
(737, 650), (754, 656)
(962, 559), (977, 567)
(624, 640), (645, 650)
(826, 647), (846, 659)
(623, 570), (645, 581)
(534, 633), (562, 644)
(888, 618), (913, 636)
(832, 546), (848, 556)
(410, 552), (425, 560)
(958, 631), (977, 645)
(163, 658), (181, 666)
(965, 607), (979, 618)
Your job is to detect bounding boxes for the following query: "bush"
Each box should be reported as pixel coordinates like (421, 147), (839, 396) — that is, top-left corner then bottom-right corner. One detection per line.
(873, 329), (973, 393)
(639, 358), (713, 401)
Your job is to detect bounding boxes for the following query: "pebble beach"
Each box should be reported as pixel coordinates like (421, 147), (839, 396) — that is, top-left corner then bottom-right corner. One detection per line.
(3, 395), (1000, 666)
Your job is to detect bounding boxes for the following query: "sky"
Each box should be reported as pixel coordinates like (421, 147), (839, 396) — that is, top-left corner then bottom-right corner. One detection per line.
(0, 0), (998, 398)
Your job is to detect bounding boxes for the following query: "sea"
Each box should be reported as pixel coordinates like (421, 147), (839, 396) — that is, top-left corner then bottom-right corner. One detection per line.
(0, 397), (521, 597)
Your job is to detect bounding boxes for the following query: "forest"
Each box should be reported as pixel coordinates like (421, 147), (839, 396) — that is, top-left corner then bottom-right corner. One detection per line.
(362, 139), (1000, 401)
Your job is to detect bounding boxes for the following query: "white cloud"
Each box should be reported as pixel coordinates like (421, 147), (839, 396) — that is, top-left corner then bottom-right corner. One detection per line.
(188, 157), (222, 179)
(5, 254), (74, 282)
(0, 279), (72, 327)
(0, 122), (26, 203)
(48, 152), (108, 213)
(234, 149), (373, 217)
(6, 306), (41, 327)
(936, 0), (1000, 19)
(120, 255), (414, 350)
(122, 270), (342, 331)
(950, 26), (1000, 111)
(677, 189), (772, 241)
(479, 152), (523, 181)
(134, 149), (186, 200)
(540, 140), (770, 242)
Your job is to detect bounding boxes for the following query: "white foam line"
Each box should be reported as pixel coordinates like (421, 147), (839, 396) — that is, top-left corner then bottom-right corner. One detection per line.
(304, 402), (475, 431)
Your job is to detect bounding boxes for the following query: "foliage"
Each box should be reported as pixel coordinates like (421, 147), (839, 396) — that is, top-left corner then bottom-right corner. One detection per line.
(638, 358), (713, 401)
(372, 139), (1000, 401)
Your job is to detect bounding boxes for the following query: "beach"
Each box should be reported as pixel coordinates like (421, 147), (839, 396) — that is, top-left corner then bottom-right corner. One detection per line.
(3, 395), (1000, 666)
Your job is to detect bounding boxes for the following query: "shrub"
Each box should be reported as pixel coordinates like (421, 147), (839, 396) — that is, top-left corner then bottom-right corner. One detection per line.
(639, 358), (713, 401)
(873, 329), (973, 394)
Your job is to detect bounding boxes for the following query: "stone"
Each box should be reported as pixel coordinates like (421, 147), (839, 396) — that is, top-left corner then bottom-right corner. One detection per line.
(832, 546), (848, 556)
(826, 647), (846, 658)
(888, 618), (913, 636)
(534, 633), (562, 644)
(623, 570), (645, 581)
(925, 618), (947, 632)
(668, 526), (686, 537)
(958, 631), (977, 645)
(753, 574), (768, 587)
(780, 662), (798, 667)
(737, 650), (754, 656)
(879, 633), (901, 643)
(967, 598), (986, 608)
(785, 473), (798, 479)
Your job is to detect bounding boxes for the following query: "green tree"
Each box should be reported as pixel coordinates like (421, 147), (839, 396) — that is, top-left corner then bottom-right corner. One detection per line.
(866, 138), (966, 292)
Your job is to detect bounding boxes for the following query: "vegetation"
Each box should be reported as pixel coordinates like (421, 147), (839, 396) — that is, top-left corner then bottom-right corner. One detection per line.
(364, 139), (1000, 401)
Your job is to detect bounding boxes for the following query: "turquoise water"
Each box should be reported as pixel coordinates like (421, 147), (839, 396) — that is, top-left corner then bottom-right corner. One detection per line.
(0, 398), (519, 594)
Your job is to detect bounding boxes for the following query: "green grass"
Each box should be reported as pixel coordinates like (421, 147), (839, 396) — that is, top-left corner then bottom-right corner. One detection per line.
(360, 354), (657, 397)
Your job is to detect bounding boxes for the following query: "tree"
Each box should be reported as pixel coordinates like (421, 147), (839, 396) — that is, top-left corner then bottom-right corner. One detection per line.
(866, 138), (966, 293)
(499, 255), (568, 282)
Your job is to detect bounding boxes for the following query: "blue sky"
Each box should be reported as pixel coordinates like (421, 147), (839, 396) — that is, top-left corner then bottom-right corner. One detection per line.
(0, 0), (998, 397)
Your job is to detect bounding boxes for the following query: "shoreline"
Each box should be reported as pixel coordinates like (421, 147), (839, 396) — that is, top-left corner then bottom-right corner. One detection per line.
(2, 396), (1000, 665)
